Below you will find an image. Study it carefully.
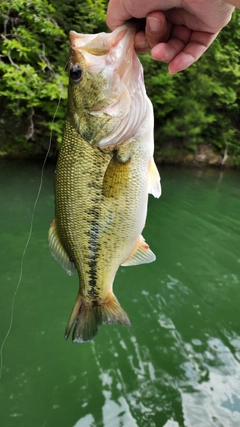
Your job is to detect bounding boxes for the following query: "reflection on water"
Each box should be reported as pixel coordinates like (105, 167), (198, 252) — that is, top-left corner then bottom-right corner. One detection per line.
(181, 335), (240, 426)
(0, 162), (240, 427)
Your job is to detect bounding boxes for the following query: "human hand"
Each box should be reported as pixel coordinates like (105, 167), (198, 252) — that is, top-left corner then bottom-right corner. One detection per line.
(106, 0), (235, 73)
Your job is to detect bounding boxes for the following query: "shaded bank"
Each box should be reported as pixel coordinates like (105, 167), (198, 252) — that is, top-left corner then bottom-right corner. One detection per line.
(0, 139), (239, 168)
(155, 143), (238, 168)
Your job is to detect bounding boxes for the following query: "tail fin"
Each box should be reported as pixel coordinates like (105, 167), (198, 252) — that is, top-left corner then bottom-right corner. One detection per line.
(65, 294), (131, 343)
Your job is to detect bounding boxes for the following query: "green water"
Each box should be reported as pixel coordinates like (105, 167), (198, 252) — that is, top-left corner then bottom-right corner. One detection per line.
(0, 161), (240, 427)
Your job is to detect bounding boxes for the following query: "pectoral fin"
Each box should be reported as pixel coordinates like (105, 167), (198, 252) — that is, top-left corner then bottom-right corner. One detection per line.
(121, 235), (156, 266)
(102, 148), (131, 198)
(48, 219), (75, 276)
(148, 157), (161, 198)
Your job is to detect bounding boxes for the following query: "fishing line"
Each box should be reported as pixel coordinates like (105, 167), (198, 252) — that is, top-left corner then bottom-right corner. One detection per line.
(0, 96), (62, 380)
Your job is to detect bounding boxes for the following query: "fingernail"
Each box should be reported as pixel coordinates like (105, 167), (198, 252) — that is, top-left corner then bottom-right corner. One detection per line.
(136, 39), (148, 49)
(147, 17), (162, 32)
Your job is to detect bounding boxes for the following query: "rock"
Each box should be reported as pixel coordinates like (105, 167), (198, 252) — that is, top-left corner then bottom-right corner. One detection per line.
(208, 155), (222, 166)
(194, 144), (222, 166)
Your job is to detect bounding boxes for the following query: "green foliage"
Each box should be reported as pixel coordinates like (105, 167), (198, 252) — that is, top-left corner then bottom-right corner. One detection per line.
(50, 0), (107, 34)
(0, 0), (67, 153)
(0, 0), (107, 155)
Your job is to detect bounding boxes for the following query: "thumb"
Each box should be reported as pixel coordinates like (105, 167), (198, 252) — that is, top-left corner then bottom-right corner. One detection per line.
(145, 12), (172, 49)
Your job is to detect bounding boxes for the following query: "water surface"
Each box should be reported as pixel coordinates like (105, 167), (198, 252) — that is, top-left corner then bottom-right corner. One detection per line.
(0, 161), (240, 427)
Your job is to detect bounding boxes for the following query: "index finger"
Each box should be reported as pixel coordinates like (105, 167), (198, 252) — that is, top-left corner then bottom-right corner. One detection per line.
(106, 0), (180, 30)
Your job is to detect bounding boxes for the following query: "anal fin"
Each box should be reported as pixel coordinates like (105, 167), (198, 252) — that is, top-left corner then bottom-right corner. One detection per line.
(121, 235), (156, 267)
(48, 219), (75, 276)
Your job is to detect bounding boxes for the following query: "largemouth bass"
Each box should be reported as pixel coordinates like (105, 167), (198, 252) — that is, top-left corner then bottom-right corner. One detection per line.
(49, 23), (161, 343)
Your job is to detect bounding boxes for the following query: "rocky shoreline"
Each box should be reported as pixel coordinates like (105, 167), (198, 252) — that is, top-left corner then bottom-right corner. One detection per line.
(0, 143), (239, 168)
(156, 144), (239, 168)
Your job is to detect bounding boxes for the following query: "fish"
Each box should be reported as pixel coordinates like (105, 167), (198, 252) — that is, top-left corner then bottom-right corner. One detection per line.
(48, 23), (161, 343)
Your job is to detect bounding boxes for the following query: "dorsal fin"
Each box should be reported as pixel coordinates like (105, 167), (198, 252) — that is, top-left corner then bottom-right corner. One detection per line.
(48, 219), (75, 276)
(148, 157), (161, 198)
(121, 235), (156, 267)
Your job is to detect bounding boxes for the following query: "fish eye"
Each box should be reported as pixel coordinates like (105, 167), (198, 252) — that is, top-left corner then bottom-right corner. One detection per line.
(70, 64), (82, 82)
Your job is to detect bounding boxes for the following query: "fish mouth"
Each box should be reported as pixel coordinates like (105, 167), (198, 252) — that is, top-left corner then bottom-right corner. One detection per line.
(69, 24), (135, 51)
(69, 24), (139, 78)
